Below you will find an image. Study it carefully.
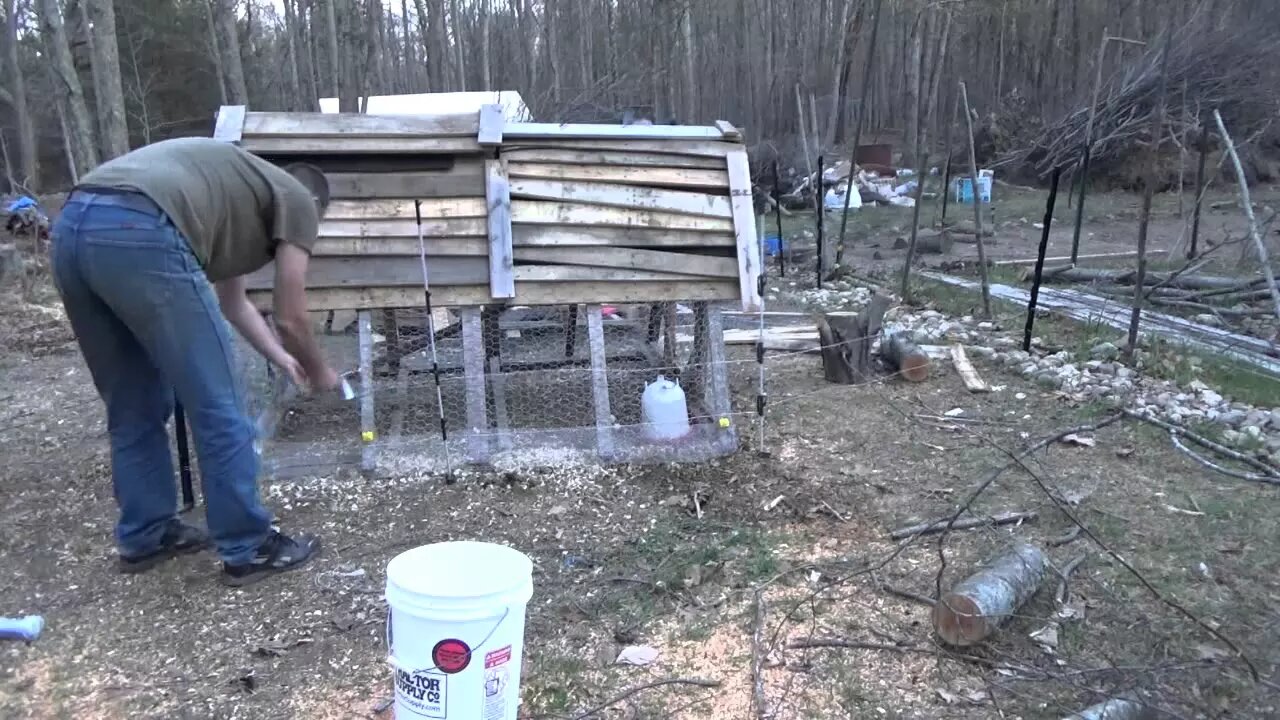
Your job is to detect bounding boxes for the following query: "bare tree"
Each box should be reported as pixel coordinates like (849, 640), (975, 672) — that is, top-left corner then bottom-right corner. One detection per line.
(1, 0), (38, 189)
(37, 0), (99, 176)
(86, 0), (129, 159)
(213, 0), (248, 104)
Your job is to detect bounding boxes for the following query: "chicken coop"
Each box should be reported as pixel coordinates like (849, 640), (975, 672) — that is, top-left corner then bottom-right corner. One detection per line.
(212, 102), (762, 478)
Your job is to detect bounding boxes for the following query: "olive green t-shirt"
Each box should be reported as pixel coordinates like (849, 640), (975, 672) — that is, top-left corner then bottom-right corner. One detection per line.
(79, 137), (319, 282)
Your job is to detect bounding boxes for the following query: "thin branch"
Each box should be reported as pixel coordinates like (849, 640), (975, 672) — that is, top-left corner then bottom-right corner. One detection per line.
(1169, 431), (1280, 485)
(569, 678), (722, 720)
(1214, 109), (1280, 327)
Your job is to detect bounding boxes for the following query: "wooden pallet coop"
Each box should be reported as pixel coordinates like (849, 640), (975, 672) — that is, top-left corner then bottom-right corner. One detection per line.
(214, 104), (762, 476)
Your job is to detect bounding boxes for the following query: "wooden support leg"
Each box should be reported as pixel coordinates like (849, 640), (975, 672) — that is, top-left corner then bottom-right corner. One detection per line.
(358, 310), (377, 472)
(461, 307), (490, 464)
(704, 304), (737, 451)
(586, 304), (615, 460)
(381, 309), (401, 374)
(564, 304), (580, 358)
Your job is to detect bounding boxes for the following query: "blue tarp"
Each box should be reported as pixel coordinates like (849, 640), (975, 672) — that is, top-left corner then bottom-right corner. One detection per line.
(6, 196), (37, 213)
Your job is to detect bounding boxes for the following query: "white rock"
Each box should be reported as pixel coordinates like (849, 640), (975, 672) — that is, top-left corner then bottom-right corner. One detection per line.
(1222, 429), (1242, 446)
(1200, 390), (1223, 406)
(1243, 425), (1263, 440)
(978, 321), (995, 331)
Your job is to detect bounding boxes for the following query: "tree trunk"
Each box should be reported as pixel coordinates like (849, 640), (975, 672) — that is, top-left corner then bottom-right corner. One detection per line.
(921, 10), (951, 154)
(282, 0), (304, 109)
(427, 0), (449, 91)
(682, 2), (695, 122)
(86, 0), (129, 159)
(480, 0), (492, 90)
(1, 0), (38, 190)
(816, 294), (890, 385)
(213, 0), (248, 104)
(827, 0), (860, 146)
(201, 0), (228, 105)
(932, 543), (1049, 646)
(325, 0), (342, 97)
(37, 0), (99, 177)
(544, 0), (560, 106)
(901, 7), (924, 169)
(450, 0), (465, 90)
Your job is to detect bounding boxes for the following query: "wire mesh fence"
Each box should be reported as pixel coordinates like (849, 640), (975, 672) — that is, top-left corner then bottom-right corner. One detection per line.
(235, 302), (746, 480)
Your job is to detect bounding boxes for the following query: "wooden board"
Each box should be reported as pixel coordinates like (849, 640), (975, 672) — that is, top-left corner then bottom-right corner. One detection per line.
(499, 147), (725, 170)
(247, 280), (741, 311)
(244, 256), (488, 290)
(503, 122), (725, 141)
(513, 246), (739, 278)
(242, 111), (479, 137)
(514, 266), (694, 282)
(586, 304), (615, 459)
(320, 218), (487, 238)
(511, 226), (735, 248)
(477, 104), (504, 146)
(508, 178), (732, 219)
(312, 237), (487, 256)
(239, 136), (482, 154)
(214, 105), (245, 142)
(326, 198), (487, 220)
(325, 168), (485, 199)
(486, 158), (515, 299)
(725, 149), (763, 312)
(500, 139), (740, 158)
(507, 162), (729, 191)
(511, 201), (734, 233)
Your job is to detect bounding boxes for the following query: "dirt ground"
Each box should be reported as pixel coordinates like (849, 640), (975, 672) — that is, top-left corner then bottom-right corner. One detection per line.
(3, 189), (1280, 719)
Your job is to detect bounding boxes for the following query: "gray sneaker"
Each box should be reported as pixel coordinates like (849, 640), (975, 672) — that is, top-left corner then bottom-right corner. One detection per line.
(118, 518), (211, 574)
(220, 530), (320, 587)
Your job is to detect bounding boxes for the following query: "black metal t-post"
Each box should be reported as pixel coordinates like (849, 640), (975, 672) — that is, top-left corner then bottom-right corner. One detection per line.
(815, 154), (825, 289)
(1024, 167), (1063, 352)
(175, 398), (195, 512)
(773, 161), (786, 277)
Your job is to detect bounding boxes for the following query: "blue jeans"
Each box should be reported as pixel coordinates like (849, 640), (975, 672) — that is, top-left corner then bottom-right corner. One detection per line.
(51, 191), (272, 565)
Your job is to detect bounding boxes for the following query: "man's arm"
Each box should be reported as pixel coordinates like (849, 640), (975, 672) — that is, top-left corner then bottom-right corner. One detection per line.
(215, 275), (296, 370)
(272, 242), (339, 391)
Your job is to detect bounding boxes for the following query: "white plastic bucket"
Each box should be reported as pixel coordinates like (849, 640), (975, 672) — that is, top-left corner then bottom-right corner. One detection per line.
(385, 541), (534, 720)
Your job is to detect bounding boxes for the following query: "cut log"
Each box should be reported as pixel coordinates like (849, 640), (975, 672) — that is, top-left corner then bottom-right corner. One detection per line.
(881, 332), (930, 382)
(816, 293), (890, 384)
(932, 542), (1049, 646)
(1061, 697), (1156, 720)
(1047, 267), (1249, 290)
(913, 229), (954, 255)
(950, 345), (991, 392)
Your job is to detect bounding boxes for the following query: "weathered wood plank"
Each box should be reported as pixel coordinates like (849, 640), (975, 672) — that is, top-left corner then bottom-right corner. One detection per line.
(460, 308), (490, 463)
(501, 139), (739, 158)
(513, 246), (738, 278)
(325, 168), (485, 199)
(715, 120), (743, 142)
(240, 136), (482, 154)
(513, 266), (693, 282)
(244, 256), (487, 290)
(499, 147), (725, 169)
(320, 218), (487, 238)
(508, 178), (733, 219)
(242, 111), (479, 137)
(326, 198), (487, 220)
(512, 226), (735, 248)
(503, 122), (724, 140)
(511, 201), (734, 233)
(312, 237), (487, 256)
(507, 162), (729, 191)
(246, 280), (741, 311)
(477, 104), (505, 146)
(486, 159), (515, 299)
(586, 304), (615, 460)
(213, 105), (246, 142)
(725, 149), (764, 312)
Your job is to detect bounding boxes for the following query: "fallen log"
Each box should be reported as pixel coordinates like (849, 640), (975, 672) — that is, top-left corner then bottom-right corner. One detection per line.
(1061, 697), (1156, 720)
(911, 229), (954, 255)
(816, 294), (890, 384)
(1047, 267), (1251, 290)
(932, 542), (1049, 646)
(996, 250), (1152, 268)
(880, 331), (931, 382)
(889, 510), (1036, 540)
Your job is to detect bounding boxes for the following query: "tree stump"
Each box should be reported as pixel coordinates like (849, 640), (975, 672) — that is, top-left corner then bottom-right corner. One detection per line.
(881, 332), (930, 382)
(816, 293), (890, 384)
(932, 542), (1049, 646)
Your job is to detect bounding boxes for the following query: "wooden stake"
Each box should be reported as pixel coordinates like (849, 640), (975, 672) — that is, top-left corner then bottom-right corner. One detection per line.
(1071, 27), (1110, 265)
(900, 128), (932, 300)
(939, 88), (959, 225)
(1189, 120), (1209, 259)
(835, 0), (885, 264)
(932, 542), (1049, 646)
(1127, 39), (1171, 354)
(959, 81), (991, 317)
(1024, 166), (1063, 352)
(1215, 109), (1280, 328)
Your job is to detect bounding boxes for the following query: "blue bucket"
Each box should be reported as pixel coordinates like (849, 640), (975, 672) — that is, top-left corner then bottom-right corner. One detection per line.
(764, 234), (783, 256)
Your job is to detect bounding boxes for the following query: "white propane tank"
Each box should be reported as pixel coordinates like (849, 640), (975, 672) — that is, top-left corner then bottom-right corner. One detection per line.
(641, 375), (690, 440)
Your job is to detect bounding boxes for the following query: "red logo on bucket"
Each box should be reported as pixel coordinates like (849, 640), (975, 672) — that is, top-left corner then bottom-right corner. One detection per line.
(485, 645), (512, 669)
(432, 639), (472, 674)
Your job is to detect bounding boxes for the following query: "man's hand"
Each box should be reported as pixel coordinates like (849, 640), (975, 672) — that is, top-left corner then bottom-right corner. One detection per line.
(278, 353), (311, 392)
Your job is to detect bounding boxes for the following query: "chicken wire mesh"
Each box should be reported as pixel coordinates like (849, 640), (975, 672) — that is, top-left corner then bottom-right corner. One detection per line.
(233, 302), (744, 479)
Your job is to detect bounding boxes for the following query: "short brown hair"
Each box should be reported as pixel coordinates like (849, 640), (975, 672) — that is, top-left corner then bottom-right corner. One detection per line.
(283, 162), (331, 216)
